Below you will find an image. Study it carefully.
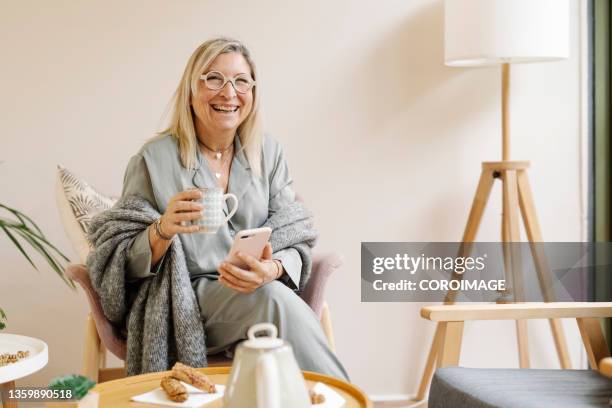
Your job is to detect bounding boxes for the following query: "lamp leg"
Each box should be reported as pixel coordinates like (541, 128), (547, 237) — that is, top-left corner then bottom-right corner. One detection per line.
(446, 168), (496, 304)
(415, 168), (495, 401)
(517, 169), (572, 369)
(502, 169), (530, 368)
(461, 169), (496, 243)
(415, 162), (571, 399)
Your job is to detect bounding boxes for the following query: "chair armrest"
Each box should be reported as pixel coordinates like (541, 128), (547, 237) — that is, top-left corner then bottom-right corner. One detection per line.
(300, 252), (343, 318)
(421, 302), (612, 322)
(599, 357), (612, 378)
(65, 264), (127, 360)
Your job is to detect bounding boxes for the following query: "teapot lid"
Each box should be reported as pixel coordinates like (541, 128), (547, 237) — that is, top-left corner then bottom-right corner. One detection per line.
(243, 323), (284, 349)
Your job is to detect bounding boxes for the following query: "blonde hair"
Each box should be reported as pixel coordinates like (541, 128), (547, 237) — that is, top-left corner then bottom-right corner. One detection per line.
(158, 38), (263, 177)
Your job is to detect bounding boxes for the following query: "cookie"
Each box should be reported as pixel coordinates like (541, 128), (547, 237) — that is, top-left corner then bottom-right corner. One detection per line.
(161, 376), (188, 402)
(171, 362), (217, 393)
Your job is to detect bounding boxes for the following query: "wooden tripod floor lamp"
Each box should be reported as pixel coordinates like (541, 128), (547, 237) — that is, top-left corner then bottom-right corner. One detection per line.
(415, 0), (571, 401)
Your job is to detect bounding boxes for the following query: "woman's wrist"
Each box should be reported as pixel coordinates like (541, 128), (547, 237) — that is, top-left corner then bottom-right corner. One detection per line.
(265, 260), (284, 282)
(148, 219), (173, 248)
(154, 217), (174, 240)
(273, 260), (284, 280)
(148, 221), (173, 267)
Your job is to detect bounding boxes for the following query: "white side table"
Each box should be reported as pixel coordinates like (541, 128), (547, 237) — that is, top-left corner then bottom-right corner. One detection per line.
(0, 333), (48, 408)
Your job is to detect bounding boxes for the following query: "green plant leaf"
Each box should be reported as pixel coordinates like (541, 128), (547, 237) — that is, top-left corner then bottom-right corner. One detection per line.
(0, 202), (74, 290)
(0, 203), (44, 236)
(13, 228), (75, 289)
(1, 215), (71, 264)
(19, 227), (70, 262)
(17, 226), (71, 264)
(49, 375), (96, 400)
(0, 308), (6, 331)
(13, 228), (60, 268)
(0, 223), (38, 270)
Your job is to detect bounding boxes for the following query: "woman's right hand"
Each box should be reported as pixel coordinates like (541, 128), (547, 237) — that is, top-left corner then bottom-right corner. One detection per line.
(158, 189), (204, 238)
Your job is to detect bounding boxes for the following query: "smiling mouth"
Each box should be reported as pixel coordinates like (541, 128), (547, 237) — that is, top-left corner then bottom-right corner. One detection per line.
(211, 104), (239, 113)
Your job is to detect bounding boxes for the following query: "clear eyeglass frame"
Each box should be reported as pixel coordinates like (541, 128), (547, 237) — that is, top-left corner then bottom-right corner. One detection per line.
(199, 71), (256, 94)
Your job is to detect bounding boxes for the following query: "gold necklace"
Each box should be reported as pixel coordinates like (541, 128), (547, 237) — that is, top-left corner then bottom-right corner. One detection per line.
(198, 139), (233, 160)
(201, 144), (233, 179)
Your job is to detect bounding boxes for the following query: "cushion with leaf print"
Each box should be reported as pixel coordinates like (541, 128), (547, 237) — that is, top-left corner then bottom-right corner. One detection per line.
(55, 165), (117, 263)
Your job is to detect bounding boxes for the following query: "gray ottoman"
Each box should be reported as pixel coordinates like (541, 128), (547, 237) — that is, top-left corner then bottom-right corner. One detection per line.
(429, 367), (612, 408)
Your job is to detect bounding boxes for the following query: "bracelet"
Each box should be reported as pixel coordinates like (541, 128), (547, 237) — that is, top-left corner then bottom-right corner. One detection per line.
(274, 260), (283, 280)
(154, 217), (173, 240)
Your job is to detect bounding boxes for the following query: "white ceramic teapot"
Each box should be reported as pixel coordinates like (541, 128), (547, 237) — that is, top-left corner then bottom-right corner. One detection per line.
(223, 323), (311, 408)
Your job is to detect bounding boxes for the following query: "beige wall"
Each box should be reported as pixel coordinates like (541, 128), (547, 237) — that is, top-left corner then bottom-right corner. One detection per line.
(0, 0), (586, 398)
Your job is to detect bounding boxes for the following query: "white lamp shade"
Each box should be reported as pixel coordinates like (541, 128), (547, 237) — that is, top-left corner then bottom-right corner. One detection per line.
(445, 0), (570, 67)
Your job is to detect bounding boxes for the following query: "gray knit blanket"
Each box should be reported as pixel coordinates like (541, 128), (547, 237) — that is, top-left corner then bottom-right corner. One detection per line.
(85, 194), (317, 376)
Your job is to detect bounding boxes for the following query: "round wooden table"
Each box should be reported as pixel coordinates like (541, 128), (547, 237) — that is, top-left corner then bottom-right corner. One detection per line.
(92, 366), (372, 407)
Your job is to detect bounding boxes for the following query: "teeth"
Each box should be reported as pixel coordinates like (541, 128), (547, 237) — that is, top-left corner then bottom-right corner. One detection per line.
(212, 105), (238, 112)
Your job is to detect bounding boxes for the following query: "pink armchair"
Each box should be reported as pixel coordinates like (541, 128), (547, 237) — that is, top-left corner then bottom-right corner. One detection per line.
(56, 165), (340, 382)
(65, 253), (341, 382)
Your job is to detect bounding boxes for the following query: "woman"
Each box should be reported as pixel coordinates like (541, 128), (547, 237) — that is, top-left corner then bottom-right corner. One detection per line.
(116, 38), (349, 380)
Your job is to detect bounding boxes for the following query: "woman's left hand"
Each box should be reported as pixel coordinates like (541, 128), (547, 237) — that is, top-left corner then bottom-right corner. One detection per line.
(218, 243), (282, 293)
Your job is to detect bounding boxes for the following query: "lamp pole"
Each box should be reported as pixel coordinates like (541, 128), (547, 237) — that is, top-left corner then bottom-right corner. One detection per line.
(502, 63), (510, 161)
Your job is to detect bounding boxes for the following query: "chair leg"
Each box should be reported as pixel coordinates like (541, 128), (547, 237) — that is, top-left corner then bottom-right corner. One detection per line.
(577, 317), (610, 369)
(415, 322), (443, 400)
(98, 367), (127, 382)
(320, 302), (336, 352)
(83, 313), (101, 382)
(99, 343), (107, 369)
(436, 321), (464, 368)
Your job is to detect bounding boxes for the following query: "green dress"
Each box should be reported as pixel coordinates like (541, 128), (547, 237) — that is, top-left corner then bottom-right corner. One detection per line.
(121, 134), (349, 381)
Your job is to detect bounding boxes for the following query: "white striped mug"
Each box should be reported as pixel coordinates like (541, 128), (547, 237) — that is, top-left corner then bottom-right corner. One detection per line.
(193, 187), (238, 233)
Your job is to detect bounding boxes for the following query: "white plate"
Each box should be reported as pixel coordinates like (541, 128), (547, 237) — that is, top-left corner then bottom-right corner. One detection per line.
(0, 333), (48, 383)
(131, 383), (225, 408)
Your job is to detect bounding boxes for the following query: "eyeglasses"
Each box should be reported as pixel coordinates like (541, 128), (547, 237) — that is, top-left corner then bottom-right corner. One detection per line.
(199, 71), (256, 94)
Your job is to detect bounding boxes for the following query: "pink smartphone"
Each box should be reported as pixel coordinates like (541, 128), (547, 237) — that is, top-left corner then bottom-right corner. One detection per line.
(225, 227), (272, 269)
